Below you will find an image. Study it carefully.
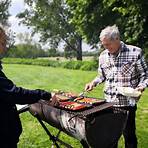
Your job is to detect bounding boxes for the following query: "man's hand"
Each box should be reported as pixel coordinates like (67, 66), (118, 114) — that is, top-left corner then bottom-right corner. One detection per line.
(135, 86), (145, 92)
(85, 82), (94, 91)
(134, 86), (145, 101)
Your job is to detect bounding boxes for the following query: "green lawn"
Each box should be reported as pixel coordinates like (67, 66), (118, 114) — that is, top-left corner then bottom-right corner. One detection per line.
(3, 64), (148, 148)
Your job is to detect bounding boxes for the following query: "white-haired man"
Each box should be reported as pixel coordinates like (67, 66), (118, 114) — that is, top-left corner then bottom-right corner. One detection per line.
(85, 25), (148, 148)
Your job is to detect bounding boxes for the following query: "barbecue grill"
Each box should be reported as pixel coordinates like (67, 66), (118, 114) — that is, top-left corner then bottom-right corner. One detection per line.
(18, 94), (128, 148)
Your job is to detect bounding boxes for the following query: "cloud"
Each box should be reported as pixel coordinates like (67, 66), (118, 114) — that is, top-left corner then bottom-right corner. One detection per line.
(8, 15), (29, 32)
(9, 0), (32, 35)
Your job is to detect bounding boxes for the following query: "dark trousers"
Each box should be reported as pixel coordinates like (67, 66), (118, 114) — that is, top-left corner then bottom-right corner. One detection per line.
(113, 106), (137, 148)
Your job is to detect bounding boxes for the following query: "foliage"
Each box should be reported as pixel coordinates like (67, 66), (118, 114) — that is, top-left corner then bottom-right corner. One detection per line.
(66, 0), (121, 45)
(104, 0), (148, 48)
(47, 48), (57, 57)
(6, 44), (47, 58)
(0, 0), (15, 48)
(80, 61), (98, 71)
(6, 32), (63, 58)
(66, 0), (148, 48)
(2, 58), (98, 71)
(17, 0), (83, 60)
(0, 0), (11, 25)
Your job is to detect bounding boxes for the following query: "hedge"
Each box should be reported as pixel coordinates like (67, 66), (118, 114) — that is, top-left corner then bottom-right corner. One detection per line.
(2, 58), (98, 71)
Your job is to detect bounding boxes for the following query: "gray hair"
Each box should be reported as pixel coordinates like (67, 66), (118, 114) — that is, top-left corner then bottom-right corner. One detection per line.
(99, 25), (120, 41)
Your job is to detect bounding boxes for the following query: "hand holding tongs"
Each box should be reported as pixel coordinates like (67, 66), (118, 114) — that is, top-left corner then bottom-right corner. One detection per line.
(79, 90), (88, 97)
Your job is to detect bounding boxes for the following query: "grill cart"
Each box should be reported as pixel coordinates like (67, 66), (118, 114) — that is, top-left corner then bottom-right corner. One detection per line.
(18, 93), (128, 148)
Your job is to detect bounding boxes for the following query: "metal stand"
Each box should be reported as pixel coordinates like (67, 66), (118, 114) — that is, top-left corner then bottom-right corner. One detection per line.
(34, 112), (73, 148)
(17, 105), (30, 114)
(18, 105), (73, 148)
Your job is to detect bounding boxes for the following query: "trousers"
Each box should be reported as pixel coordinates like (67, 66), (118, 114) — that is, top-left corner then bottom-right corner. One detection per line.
(113, 105), (137, 148)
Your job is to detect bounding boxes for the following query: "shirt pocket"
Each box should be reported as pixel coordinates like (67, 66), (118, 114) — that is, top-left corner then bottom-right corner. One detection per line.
(121, 62), (136, 76)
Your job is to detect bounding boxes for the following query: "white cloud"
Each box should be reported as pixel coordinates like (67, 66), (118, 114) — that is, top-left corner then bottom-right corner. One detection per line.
(8, 0), (33, 44)
(9, 16), (30, 33)
(9, 0), (25, 16)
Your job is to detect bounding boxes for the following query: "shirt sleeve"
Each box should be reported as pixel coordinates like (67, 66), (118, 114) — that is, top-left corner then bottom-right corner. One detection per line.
(136, 53), (148, 89)
(92, 57), (106, 86)
(0, 70), (51, 105)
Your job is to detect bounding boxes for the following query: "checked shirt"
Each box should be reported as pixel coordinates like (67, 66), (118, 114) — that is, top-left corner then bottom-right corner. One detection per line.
(93, 42), (148, 106)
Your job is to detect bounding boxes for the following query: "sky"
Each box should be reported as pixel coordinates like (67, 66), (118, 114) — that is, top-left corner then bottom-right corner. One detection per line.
(9, 0), (30, 35)
(8, 0), (40, 44)
(8, 0), (93, 51)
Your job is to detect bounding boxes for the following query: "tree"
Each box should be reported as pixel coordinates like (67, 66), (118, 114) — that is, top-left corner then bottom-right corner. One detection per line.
(0, 0), (11, 25)
(17, 0), (83, 60)
(66, 0), (121, 45)
(7, 32), (47, 58)
(66, 0), (148, 48)
(0, 0), (15, 49)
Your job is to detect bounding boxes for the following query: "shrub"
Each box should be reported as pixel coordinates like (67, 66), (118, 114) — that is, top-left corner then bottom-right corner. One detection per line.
(80, 61), (98, 71)
(2, 58), (98, 71)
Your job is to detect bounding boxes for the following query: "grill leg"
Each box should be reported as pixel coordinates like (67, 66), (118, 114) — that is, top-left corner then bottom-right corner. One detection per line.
(18, 105), (30, 114)
(35, 113), (60, 148)
(34, 113), (73, 148)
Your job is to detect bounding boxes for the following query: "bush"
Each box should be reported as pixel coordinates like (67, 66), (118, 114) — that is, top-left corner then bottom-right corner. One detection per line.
(62, 61), (83, 70)
(80, 61), (98, 71)
(2, 58), (98, 71)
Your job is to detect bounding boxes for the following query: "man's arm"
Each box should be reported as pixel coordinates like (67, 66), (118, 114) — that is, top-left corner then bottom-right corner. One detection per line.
(85, 64), (106, 91)
(136, 53), (148, 91)
(0, 70), (51, 104)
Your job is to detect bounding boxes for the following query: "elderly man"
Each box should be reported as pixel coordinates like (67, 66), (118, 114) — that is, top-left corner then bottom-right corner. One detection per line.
(85, 25), (148, 148)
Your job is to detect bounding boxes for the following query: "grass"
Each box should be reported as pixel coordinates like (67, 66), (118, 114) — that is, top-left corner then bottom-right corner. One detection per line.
(3, 64), (148, 148)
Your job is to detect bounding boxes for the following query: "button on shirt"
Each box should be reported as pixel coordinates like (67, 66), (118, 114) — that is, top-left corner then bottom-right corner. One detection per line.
(93, 42), (148, 106)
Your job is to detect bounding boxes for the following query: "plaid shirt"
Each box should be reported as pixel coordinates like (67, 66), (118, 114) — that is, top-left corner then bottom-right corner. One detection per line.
(93, 42), (148, 106)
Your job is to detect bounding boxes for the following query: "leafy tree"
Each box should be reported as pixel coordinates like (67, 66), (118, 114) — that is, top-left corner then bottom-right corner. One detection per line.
(17, 0), (83, 60)
(103, 0), (148, 48)
(66, 0), (121, 45)
(47, 48), (57, 57)
(66, 0), (148, 49)
(0, 0), (15, 50)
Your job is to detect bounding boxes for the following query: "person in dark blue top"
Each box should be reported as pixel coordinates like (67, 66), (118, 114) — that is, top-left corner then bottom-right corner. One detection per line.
(0, 25), (52, 148)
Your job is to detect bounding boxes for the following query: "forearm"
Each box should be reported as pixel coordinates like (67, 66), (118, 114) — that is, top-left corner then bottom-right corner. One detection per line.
(91, 75), (105, 86)
(0, 85), (51, 104)
(137, 56), (148, 89)
(0, 72), (51, 104)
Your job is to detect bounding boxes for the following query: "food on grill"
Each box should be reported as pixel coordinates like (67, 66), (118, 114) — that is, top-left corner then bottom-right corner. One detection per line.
(58, 101), (88, 110)
(55, 94), (70, 101)
(117, 87), (141, 97)
(74, 97), (104, 105)
(52, 90), (78, 101)
(63, 92), (77, 98)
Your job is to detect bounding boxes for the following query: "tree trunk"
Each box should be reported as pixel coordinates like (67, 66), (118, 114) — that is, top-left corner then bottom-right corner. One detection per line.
(76, 37), (82, 61)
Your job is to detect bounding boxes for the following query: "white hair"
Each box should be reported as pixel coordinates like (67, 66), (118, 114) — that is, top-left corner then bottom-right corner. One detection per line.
(99, 25), (120, 41)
